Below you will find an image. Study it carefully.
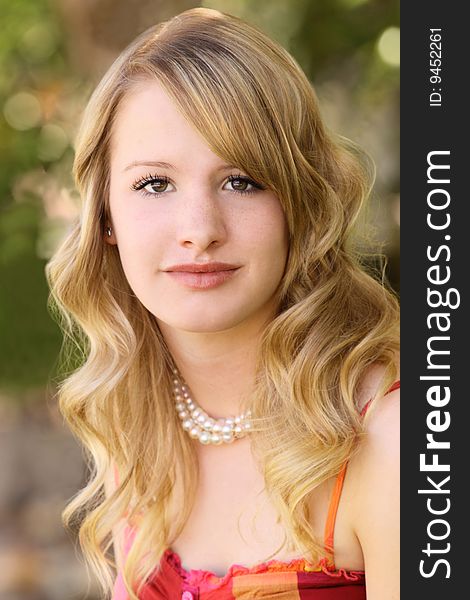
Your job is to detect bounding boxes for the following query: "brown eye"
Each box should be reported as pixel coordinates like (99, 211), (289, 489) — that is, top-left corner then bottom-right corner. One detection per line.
(131, 175), (174, 196)
(224, 174), (264, 195)
(147, 179), (169, 193)
(230, 178), (249, 191)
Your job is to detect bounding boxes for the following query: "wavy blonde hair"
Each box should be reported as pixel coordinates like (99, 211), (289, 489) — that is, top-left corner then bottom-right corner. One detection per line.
(46, 7), (399, 599)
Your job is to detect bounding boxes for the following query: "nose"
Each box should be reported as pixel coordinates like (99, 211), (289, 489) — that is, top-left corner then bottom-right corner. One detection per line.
(176, 192), (227, 251)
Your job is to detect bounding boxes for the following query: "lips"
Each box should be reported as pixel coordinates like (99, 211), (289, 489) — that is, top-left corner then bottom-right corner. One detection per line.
(163, 262), (241, 290)
(164, 262), (239, 273)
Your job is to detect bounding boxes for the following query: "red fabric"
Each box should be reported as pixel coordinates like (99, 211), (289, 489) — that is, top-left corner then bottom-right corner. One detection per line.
(137, 549), (366, 599)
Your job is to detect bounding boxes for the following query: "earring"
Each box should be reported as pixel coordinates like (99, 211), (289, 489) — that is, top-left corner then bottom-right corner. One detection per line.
(106, 226), (112, 237)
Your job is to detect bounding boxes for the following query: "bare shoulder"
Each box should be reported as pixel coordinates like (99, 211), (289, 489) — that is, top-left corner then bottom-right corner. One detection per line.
(351, 384), (400, 482)
(347, 374), (400, 600)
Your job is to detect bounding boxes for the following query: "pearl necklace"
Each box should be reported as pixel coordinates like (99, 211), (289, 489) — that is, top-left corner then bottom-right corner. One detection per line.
(171, 368), (252, 445)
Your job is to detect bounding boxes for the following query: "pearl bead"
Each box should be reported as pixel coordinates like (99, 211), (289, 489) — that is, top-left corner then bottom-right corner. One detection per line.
(222, 432), (234, 443)
(199, 431), (211, 444)
(196, 413), (206, 425)
(176, 402), (186, 412)
(178, 410), (189, 419)
(192, 408), (201, 419)
(189, 426), (201, 439)
(210, 433), (222, 444)
(212, 421), (223, 433)
(234, 425), (242, 434)
(182, 419), (193, 431)
(234, 416), (241, 424)
(221, 424), (233, 434)
(203, 418), (215, 431)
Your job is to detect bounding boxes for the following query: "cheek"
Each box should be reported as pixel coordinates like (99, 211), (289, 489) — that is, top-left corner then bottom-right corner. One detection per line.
(242, 203), (289, 264)
(111, 199), (170, 250)
(110, 212), (168, 287)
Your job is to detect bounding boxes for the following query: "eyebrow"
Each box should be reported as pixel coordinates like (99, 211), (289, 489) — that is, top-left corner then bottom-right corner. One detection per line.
(122, 160), (239, 173)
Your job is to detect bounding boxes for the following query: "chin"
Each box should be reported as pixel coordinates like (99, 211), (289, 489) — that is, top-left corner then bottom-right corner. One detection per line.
(154, 299), (264, 334)
(144, 285), (281, 335)
(161, 312), (247, 334)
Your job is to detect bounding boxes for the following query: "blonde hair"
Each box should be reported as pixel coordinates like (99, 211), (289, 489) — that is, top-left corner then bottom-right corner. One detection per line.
(46, 7), (399, 599)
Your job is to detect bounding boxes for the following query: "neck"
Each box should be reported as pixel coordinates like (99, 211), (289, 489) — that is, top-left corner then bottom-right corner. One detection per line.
(158, 314), (269, 419)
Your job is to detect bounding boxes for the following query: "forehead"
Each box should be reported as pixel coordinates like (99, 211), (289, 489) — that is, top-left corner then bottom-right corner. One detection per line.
(110, 80), (212, 167)
(114, 80), (177, 127)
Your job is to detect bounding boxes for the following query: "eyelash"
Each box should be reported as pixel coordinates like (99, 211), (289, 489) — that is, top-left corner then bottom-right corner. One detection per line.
(130, 173), (265, 198)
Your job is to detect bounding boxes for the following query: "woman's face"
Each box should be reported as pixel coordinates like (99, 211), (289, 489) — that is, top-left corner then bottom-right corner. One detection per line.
(107, 81), (289, 333)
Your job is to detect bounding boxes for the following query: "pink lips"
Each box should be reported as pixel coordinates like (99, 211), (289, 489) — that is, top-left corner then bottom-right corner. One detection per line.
(163, 262), (241, 290)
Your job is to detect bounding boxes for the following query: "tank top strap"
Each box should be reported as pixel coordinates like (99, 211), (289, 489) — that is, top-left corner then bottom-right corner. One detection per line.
(322, 379), (400, 565)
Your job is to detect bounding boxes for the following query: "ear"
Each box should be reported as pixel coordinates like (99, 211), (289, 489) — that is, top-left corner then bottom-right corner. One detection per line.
(104, 222), (118, 245)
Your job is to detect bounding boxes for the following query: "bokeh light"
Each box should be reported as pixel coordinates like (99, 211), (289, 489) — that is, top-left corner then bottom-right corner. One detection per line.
(3, 91), (42, 131)
(20, 22), (59, 63)
(37, 123), (69, 161)
(377, 26), (400, 67)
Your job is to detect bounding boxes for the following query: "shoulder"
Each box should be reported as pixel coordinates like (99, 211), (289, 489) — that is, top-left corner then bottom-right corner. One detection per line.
(352, 383), (400, 487)
(349, 364), (400, 523)
(347, 373), (400, 599)
(348, 361), (400, 513)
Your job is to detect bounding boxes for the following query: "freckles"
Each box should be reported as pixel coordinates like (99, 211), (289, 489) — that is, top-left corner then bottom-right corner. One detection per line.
(256, 208), (287, 240)
(234, 217), (286, 256)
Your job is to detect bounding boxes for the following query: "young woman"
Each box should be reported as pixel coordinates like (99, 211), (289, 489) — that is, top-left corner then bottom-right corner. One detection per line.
(47, 7), (400, 600)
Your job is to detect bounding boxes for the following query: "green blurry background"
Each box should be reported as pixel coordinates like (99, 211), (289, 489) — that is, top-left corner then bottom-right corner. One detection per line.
(0, 0), (399, 597)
